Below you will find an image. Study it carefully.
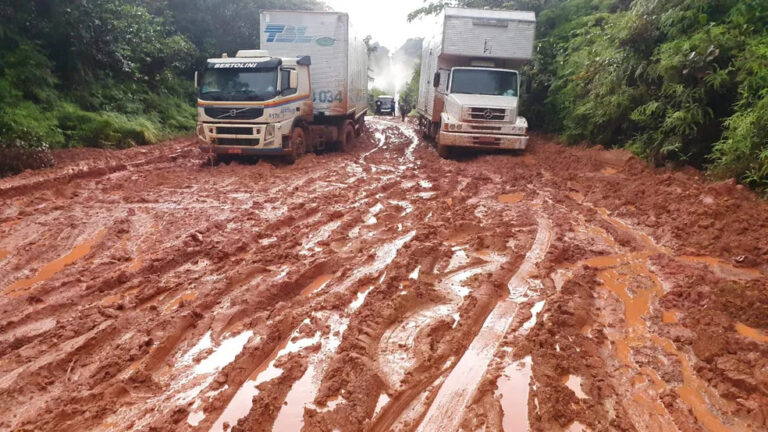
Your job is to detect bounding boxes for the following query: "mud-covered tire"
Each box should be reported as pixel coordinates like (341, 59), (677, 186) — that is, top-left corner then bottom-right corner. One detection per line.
(339, 121), (356, 153)
(286, 127), (306, 164)
(214, 154), (237, 165)
(354, 118), (365, 137)
(437, 144), (452, 159)
(431, 122), (441, 140)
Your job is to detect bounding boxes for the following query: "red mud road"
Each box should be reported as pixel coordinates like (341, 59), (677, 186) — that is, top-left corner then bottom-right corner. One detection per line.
(1, 119), (767, 432)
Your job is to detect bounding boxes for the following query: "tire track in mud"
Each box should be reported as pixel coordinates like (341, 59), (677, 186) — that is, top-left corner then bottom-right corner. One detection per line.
(376, 249), (506, 391)
(2, 119), (767, 432)
(79, 119), (424, 432)
(101, 132), (426, 432)
(200, 122), (436, 431)
(209, 121), (529, 432)
(0, 124), (412, 431)
(414, 213), (552, 432)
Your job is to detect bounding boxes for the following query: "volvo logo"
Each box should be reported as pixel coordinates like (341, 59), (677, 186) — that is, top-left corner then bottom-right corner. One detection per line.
(483, 109), (495, 120)
(218, 108), (249, 119)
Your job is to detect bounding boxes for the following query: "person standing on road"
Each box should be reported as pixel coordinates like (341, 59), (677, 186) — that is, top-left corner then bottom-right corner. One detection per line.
(400, 101), (410, 122)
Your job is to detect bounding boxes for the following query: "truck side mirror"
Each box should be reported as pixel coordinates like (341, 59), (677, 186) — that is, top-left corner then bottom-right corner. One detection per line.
(289, 70), (298, 89)
(433, 72), (441, 88)
(194, 71), (199, 89)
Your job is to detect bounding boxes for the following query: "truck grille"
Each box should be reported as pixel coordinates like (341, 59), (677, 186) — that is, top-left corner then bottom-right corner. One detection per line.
(205, 107), (264, 120)
(469, 108), (506, 121)
(470, 125), (502, 131)
(472, 136), (502, 146)
(217, 126), (254, 135)
(217, 138), (260, 147)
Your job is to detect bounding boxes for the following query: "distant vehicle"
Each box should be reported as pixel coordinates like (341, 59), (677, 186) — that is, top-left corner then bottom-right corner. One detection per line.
(195, 11), (368, 163)
(417, 7), (536, 158)
(376, 95), (396, 116)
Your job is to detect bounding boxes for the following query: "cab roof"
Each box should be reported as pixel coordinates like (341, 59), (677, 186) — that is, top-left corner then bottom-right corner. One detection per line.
(444, 7), (536, 22)
(206, 57), (301, 67)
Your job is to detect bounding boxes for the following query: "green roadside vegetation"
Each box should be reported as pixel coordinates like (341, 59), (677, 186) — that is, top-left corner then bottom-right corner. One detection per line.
(0, 0), (323, 175)
(410, 0), (768, 194)
(399, 61), (420, 116)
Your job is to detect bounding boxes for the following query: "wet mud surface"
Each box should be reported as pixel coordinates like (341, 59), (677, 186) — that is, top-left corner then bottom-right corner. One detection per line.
(1, 118), (767, 432)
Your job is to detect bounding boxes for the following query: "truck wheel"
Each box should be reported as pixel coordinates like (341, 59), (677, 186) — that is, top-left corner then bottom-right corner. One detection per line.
(286, 127), (306, 163)
(419, 119), (430, 138)
(430, 122), (441, 140)
(339, 121), (356, 152)
(354, 118), (365, 137)
(215, 154), (236, 165)
(437, 144), (452, 159)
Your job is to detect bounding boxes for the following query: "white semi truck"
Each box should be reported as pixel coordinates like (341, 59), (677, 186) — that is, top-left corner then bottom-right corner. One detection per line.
(196, 10), (368, 162)
(417, 7), (536, 158)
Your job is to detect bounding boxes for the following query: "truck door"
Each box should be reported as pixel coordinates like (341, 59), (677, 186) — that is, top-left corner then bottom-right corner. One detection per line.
(433, 68), (451, 121)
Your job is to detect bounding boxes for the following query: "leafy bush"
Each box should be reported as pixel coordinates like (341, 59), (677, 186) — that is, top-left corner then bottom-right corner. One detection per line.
(399, 62), (420, 114)
(710, 35), (768, 192)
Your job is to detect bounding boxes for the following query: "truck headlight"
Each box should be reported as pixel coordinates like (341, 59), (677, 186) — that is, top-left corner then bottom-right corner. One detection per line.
(196, 123), (204, 137)
(265, 124), (275, 139)
(457, 124), (463, 131)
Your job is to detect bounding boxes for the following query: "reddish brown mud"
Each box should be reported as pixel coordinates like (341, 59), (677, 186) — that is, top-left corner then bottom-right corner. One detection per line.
(0, 118), (767, 432)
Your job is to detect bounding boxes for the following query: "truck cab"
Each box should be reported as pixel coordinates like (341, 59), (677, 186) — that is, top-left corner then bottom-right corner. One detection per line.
(376, 95), (396, 116)
(437, 66), (528, 151)
(196, 50), (313, 160)
(416, 7), (536, 158)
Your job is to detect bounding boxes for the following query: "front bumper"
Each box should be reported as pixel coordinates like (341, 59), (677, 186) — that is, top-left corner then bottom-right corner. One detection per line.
(196, 122), (288, 156)
(439, 131), (528, 150)
(198, 144), (291, 156)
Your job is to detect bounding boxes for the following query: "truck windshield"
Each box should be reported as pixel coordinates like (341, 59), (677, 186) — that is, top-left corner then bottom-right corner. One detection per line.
(200, 68), (278, 102)
(450, 69), (518, 97)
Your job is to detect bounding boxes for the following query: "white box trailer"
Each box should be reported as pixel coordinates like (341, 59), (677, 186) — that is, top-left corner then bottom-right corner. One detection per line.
(417, 8), (536, 157)
(260, 10), (368, 119)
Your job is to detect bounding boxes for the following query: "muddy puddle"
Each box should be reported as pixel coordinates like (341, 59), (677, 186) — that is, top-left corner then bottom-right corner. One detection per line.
(3, 229), (105, 297)
(498, 193), (525, 204)
(734, 322), (768, 343)
(588, 212), (753, 432)
(209, 321), (320, 431)
(165, 290), (198, 312)
(497, 356), (533, 432)
(662, 310), (679, 324)
(300, 274), (334, 297)
(563, 375), (588, 399)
